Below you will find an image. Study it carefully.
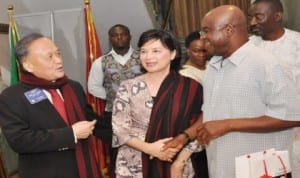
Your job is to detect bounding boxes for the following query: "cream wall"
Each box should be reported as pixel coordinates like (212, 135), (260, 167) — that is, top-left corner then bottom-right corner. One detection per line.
(285, 0), (300, 32)
(0, 0), (154, 86)
(0, 34), (10, 86)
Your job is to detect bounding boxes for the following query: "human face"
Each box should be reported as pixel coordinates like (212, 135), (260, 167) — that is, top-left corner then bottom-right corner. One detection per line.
(248, 2), (277, 37)
(23, 37), (65, 81)
(109, 26), (131, 50)
(187, 39), (208, 69)
(139, 39), (176, 74)
(200, 18), (229, 56)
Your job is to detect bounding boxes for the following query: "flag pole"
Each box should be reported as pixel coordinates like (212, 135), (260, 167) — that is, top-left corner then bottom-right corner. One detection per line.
(7, 5), (19, 44)
(7, 4), (20, 85)
(83, 1), (109, 177)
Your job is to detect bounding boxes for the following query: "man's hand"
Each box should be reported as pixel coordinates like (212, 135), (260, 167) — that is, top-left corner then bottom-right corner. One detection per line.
(161, 134), (188, 152)
(72, 120), (97, 139)
(197, 119), (231, 145)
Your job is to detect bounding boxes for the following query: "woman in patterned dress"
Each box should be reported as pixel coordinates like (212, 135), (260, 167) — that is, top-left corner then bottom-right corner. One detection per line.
(112, 29), (203, 178)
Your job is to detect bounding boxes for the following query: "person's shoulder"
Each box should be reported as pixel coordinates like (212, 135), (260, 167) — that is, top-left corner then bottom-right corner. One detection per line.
(244, 42), (279, 66)
(131, 49), (139, 58)
(93, 53), (111, 62)
(285, 28), (300, 35)
(67, 79), (83, 89)
(179, 72), (201, 83)
(284, 28), (300, 41)
(0, 83), (33, 102)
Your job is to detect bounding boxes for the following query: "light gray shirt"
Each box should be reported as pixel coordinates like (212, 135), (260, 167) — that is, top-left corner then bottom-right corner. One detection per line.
(203, 41), (300, 178)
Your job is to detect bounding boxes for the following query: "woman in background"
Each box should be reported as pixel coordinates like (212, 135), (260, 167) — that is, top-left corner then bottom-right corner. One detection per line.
(179, 31), (210, 84)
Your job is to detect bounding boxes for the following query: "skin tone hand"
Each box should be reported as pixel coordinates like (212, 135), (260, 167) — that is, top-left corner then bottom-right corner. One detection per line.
(147, 138), (179, 162)
(161, 134), (188, 152)
(197, 119), (231, 145)
(162, 114), (203, 151)
(196, 116), (300, 146)
(72, 120), (97, 139)
(171, 150), (192, 178)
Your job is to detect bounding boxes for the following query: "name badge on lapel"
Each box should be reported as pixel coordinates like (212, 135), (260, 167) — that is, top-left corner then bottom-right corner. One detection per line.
(24, 88), (48, 104)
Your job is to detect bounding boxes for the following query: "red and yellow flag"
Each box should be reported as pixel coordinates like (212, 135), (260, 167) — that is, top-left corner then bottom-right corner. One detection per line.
(7, 5), (20, 86)
(84, 1), (110, 177)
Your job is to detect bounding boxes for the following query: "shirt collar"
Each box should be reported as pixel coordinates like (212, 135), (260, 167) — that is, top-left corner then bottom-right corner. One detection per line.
(110, 46), (134, 58)
(209, 40), (252, 70)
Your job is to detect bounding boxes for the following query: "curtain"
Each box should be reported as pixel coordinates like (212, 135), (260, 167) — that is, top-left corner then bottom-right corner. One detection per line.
(172, 0), (251, 38)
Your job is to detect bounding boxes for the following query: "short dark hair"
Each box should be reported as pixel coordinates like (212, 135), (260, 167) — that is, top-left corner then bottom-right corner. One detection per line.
(253, 0), (283, 12)
(138, 29), (181, 71)
(138, 29), (177, 50)
(15, 33), (44, 72)
(15, 33), (44, 61)
(108, 24), (130, 36)
(185, 31), (201, 48)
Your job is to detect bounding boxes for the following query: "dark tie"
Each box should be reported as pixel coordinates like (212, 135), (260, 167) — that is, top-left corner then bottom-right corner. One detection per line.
(48, 89), (69, 124)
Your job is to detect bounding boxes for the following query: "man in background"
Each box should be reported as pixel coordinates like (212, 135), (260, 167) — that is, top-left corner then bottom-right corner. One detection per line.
(249, 0), (300, 175)
(88, 24), (142, 117)
(248, 0), (300, 91)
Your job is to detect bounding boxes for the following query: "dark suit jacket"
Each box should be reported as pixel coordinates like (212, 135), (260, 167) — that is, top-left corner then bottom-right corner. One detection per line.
(0, 80), (112, 178)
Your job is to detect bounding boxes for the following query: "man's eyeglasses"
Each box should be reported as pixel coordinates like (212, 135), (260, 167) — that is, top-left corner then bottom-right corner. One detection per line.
(199, 24), (233, 37)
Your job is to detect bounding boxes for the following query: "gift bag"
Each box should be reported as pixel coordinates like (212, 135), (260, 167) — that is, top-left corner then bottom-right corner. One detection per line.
(235, 148), (292, 178)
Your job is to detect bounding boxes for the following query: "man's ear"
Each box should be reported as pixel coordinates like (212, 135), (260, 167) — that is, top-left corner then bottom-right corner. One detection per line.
(225, 24), (235, 37)
(22, 61), (33, 73)
(273, 12), (283, 22)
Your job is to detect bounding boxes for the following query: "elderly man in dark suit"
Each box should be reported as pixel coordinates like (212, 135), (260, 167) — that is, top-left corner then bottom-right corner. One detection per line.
(0, 33), (111, 178)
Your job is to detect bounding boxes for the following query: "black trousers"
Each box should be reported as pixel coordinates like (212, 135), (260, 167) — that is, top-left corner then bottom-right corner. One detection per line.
(104, 112), (118, 178)
(191, 149), (209, 178)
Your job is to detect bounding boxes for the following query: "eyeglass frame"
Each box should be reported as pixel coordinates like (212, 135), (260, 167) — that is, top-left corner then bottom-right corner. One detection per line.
(199, 24), (235, 37)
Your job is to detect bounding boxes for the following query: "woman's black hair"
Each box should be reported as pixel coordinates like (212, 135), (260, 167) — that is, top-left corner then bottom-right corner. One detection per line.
(138, 29), (181, 71)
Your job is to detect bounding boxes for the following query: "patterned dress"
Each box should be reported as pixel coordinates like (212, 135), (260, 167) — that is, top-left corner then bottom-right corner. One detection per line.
(112, 75), (153, 177)
(112, 74), (202, 178)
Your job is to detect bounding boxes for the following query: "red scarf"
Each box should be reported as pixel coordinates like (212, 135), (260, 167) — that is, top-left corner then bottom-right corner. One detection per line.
(21, 73), (101, 178)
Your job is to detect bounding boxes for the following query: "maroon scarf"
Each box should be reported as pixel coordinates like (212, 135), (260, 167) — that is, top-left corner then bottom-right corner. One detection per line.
(142, 71), (203, 178)
(21, 73), (100, 178)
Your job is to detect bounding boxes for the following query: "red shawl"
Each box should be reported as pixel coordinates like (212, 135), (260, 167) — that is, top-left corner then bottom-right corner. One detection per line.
(142, 71), (203, 178)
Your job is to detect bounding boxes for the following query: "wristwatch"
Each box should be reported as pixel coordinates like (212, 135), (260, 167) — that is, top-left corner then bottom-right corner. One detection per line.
(180, 131), (192, 142)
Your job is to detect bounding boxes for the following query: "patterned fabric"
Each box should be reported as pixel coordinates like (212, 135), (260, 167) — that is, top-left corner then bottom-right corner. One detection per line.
(112, 72), (203, 178)
(203, 41), (300, 178)
(102, 50), (141, 112)
(249, 28), (300, 92)
(250, 28), (300, 178)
